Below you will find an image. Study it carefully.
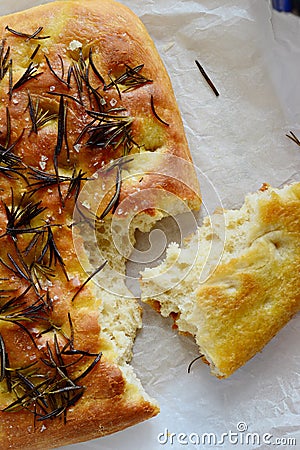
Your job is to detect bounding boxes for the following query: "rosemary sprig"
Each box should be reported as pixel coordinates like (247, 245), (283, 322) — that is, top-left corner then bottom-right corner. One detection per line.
(5, 25), (50, 41)
(2, 332), (102, 423)
(0, 144), (23, 172)
(30, 261), (55, 289)
(37, 226), (68, 281)
(104, 64), (152, 94)
(84, 109), (134, 150)
(3, 190), (46, 239)
(3, 251), (32, 284)
(28, 166), (89, 202)
(0, 108), (26, 180)
(4, 222), (69, 286)
(69, 49), (106, 111)
(27, 92), (58, 133)
(70, 52), (86, 102)
(0, 286), (49, 348)
(65, 168), (89, 203)
(12, 62), (43, 91)
(0, 286), (49, 324)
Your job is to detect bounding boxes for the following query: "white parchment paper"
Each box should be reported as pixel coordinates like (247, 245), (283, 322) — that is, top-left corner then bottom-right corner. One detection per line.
(1, 1), (299, 449)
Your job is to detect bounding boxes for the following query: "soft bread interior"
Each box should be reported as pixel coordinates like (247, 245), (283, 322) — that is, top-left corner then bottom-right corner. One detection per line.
(140, 183), (300, 377)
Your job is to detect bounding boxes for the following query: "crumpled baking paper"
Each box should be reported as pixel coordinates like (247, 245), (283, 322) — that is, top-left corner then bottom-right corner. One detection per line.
(1, 1), (299, 449)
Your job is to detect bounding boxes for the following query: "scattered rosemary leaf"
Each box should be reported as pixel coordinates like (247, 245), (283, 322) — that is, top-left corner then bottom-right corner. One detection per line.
(195, 59), (219, 97)
(53, 95), (67, 203)
(12, 62), (43, 91)
(6, 252), (31, 283)
(8, 58), (12, 99)
(187, 354), (204, 373)
(286, 131), (300, 147)
(0, 333), (6, 382)
(47, 90), (83, 106)
(150, 94), (169, 127)
(71, 261), (107, 302)
(44, 54), (68, 87)
(99, 164), (122, 219)
(30, 44), (41, 60)
(72, 201), (100, 230)
(4, 106), (11, 149)
(74, 351), (102, 382)
(88, 48), (105, 86)
(0, 39), (10, 80)
(5, 25), (50, 41)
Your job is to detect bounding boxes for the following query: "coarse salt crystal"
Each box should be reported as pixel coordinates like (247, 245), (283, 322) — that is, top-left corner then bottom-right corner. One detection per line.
(68, 40), (82, 51)
(74, 144), (81, 153)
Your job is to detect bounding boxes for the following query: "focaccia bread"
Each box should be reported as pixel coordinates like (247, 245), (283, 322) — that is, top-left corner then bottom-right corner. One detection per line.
(141, 183), (300, 378)
(0, 0), (202, 447)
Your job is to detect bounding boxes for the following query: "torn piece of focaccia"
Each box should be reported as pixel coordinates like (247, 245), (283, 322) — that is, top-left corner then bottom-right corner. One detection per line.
(141, 183), (300, 378)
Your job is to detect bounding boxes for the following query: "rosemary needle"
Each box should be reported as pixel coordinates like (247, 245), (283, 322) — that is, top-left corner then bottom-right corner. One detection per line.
(195, 59), (219, 97)
(286, 131), (300, 147)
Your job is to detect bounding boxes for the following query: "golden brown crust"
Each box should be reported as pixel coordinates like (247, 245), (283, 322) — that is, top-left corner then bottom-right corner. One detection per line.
(193, 183), (300, 377)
